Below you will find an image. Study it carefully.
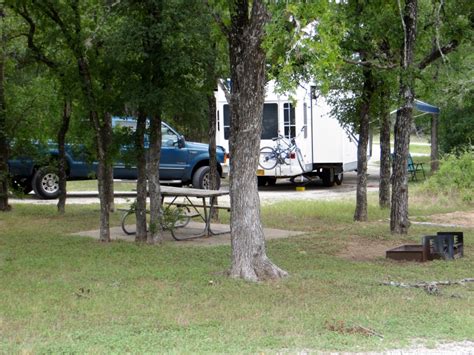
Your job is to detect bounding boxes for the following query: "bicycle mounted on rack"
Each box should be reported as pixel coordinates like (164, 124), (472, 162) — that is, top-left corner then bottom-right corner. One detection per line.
(258, 128), (307, 173)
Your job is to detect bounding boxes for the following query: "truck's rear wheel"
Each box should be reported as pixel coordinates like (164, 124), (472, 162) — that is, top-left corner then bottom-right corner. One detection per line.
(192, 166), (221, 190)
(32, 167), (61, 199)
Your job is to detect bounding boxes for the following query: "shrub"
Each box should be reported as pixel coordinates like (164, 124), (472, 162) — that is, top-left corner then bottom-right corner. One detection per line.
(423, 150), (473, 202)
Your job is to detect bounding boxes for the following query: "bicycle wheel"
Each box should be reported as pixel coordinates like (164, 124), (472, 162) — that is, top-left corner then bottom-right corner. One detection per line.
(121, 211), (137, 235)
(162, 206), (192, 230)
(259, 147), (278, 170)
(295, 148), (307, 172)
(122, 210), (151, 235)
(173, 206), (191, 229)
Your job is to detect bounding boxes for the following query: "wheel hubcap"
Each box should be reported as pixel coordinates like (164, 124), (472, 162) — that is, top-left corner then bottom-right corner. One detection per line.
(202, 173), (210, 189)
(41, 173), (59, 194)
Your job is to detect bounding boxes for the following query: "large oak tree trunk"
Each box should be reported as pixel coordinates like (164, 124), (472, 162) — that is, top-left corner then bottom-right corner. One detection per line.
(379, 87), (391, 209)
(0, 32), (9, 212)
(354, 67), (374, 221)
(391, 0), (418, 234)
(148, 116), (163, 244)
(227, 0), (287, 281)
(57, 98), (71, 214)
(135, 110), (148, 242)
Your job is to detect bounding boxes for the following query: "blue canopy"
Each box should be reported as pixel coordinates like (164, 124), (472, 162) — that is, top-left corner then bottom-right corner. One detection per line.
(414, 99), (440, 114)
(390, 99), (440, 115)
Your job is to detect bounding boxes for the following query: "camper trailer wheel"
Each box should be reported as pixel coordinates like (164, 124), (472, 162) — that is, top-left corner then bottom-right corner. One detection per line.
(321, 168), (335, 187)
(267, 177), (277, 186)
(257, 177), (267, 186)
(334, 173), (343, 185)
(257, 176), (277, 187)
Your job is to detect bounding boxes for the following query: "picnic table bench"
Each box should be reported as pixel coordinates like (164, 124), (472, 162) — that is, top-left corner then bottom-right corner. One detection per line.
(120, 186), (230, 241)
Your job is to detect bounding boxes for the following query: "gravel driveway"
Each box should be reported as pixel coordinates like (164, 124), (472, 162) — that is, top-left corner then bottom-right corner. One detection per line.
(9, 162), (381, 206)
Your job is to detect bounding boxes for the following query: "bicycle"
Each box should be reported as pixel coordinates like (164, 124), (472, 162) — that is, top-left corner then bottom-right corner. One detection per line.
(121, 205), (192, 235)
(258, 131), (307, 172)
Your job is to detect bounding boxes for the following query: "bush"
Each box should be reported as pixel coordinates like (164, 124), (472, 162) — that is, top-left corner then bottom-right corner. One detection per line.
(423, 150), (473, 202)
(439, 101), (474, 154)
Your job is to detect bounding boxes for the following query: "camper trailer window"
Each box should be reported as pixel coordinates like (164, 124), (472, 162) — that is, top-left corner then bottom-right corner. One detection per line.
(223, 103), (278, 140)
(284, 103), (296, 138)
(261, 103), (278, 139)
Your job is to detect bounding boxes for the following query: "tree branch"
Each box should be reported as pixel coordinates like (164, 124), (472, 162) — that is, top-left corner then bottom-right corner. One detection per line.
(205, 1), (230, 37)
(218, 79), (231, 103)
(343, 58), (398, 70)
(14, 5), (58, 70)
(417, 39), (459, 70)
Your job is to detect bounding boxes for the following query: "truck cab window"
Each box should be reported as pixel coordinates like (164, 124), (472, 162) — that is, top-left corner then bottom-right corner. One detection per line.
(162, 125), (178, 146)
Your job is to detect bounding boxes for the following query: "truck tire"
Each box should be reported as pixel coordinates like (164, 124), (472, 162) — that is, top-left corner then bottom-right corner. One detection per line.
(321, 168), (335, 187)
(192, 166), (221, 190)
(32, 167), (61, 199)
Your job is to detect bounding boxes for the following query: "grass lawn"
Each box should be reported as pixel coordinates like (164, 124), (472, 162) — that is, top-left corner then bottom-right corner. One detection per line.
(68, 180), (136, 192)
(0, 191), (473, 353)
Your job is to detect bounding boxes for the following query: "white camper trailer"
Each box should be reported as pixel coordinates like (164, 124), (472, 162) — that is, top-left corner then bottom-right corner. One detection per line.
(215, 81), (360, 186)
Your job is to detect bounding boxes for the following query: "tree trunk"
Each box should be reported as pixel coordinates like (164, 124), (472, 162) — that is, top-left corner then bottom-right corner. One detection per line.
(57, 98), (71, 214)
(354, 67), (374, 221)
(391, 0), (418, 234)
(38, 2), (112, 238)
(0, 28), (9, 212)
(77, 57), (111, 242)
(379, 87), (391, 209)
(135, 110), (148, 242)
(227, 0), (287, 281)
(104, 112), (115, 213)
(207, 93), (219, 222)
(430, 113), (439, 172)
(96, 116), (113, 242)
(148, 115), (163, 244)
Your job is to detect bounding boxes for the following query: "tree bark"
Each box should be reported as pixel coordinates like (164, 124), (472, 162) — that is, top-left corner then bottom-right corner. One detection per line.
(104, 112), (115, 213)
(354, 67), (374, 221)
(207, 93), (219, 221)
(96, 116), (113, 243)
(0, 23), (9, 212)
(227, 0), (287, 281)
(135, 110), (148, 242)
(78, 57), (111, 242)
(57, 98), (71, 214)
(379, 86), (391, 209)
(148, 115), (163, 244)
(430, 113), (439, 172)
(391, 0), (418, 234)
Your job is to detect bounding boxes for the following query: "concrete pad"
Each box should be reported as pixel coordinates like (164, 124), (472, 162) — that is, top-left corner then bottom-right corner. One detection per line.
(71, 221), (305, 247)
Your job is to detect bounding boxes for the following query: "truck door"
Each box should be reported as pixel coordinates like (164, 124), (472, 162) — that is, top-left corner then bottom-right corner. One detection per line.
(160, 123), (189, 180)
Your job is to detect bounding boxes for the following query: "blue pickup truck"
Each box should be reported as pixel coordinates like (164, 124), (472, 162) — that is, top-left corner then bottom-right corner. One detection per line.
(8, 121), (227, 199)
